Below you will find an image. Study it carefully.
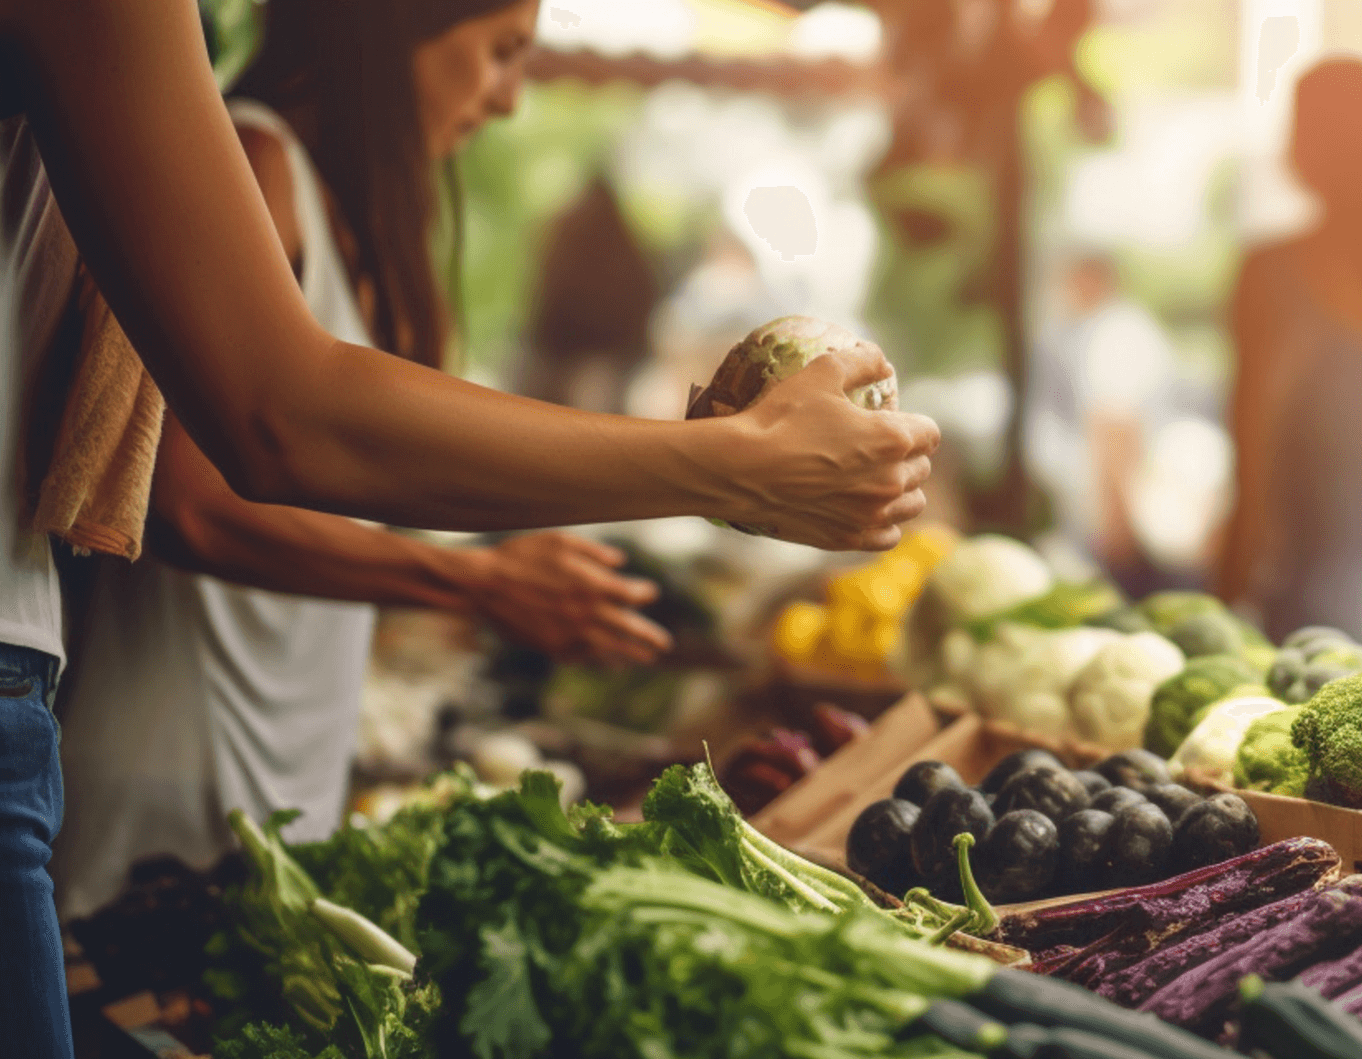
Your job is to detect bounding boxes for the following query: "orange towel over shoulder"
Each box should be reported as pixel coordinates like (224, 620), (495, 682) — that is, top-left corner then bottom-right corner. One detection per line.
(31, 269), (165, 561)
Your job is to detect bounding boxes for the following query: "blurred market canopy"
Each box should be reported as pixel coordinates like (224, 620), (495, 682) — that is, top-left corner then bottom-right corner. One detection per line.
(535, 0), (883, 64)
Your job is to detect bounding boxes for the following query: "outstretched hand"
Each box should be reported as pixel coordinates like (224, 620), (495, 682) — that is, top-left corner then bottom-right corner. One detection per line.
(721, 344), (941, 552)
(464, 532), (673, 666)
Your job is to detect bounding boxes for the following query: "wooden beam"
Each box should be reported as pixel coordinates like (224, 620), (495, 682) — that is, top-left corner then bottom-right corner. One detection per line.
(526, 46), (889, 101)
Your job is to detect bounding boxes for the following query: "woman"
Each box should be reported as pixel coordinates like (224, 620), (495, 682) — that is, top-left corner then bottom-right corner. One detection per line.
(0, 2), (938, 1054)
(49, 0), (675, 922)
(1217, 59), (1362, 640)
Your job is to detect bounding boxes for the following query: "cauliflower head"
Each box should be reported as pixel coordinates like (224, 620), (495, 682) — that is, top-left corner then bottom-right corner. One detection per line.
(1168, 693), (1287, 786)
(1233, 705), (1309, 797)
(1070, 633), (1185, 751)
(1291, 672), (1362, 808)
(928, 535), (1053, 622)
(972, 625), (1119, 735)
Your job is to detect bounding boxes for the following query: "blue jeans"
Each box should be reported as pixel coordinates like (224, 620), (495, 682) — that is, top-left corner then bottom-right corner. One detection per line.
(0, 644), (70, 1059)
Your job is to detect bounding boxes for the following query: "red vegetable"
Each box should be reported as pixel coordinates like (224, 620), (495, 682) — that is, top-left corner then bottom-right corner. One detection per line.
(997, 837), (1339, 953)
(807, 703), (870, 757)
(719, 728), (820, 815)
(1140, 884), (1362, 1036)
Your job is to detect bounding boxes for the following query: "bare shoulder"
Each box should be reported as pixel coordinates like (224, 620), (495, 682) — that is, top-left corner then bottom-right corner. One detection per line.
(236, 123), (301, 263)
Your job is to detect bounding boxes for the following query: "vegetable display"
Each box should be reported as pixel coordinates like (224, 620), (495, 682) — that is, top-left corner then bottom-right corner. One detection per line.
(845, 750), (1260, 906)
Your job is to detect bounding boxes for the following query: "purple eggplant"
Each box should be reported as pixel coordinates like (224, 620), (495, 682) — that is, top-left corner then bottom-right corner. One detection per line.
(996, 837), (1340, 952)
(1296, 903), (1362, 999)
(1094, 883), (1338, 1007)
(1140, 884), (1362, 1036)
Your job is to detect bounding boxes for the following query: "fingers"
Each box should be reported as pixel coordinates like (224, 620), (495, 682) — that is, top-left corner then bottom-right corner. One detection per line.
(879, 411), (940, 459)
(590, 605), (673, 656)
(561, 552), (660, 606)
(562, 533), (627, 569)
(878, 487), (928, 527)
(854, 523), (905, 552)
(811, 342), (894, 394)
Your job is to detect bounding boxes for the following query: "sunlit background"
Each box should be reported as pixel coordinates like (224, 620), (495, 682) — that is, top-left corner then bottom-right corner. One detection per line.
(189, 0), (1362, 778)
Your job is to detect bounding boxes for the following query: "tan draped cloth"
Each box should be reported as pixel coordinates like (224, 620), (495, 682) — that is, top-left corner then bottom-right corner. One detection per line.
(29, 267), (164, 560)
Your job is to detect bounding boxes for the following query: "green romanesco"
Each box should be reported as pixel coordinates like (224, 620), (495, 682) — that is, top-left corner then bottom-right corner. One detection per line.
(1291, 673), (1362, 808)
(1233, 706), (1310, 797)
(1144, 653), (1263, 758)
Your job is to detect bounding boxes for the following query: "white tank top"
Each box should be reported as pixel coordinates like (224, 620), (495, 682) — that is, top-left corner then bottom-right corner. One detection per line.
(0, 118), (69, 667)
(52, 102), (380, 920)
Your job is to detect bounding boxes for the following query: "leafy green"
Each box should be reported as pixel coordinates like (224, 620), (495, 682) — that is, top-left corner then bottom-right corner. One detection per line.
(416, 770), (999, 1059)
(290, 771), (474, 952)
(218, 766), (998, 1059)
(216, 809), (440, 1059)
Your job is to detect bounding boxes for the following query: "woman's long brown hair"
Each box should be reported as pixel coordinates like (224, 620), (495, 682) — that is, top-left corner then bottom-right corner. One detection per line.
(231, 0), (514, 369)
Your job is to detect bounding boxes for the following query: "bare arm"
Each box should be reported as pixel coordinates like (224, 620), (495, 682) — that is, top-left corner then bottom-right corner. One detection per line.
(6, 0), (937, 551)
(150, 411), (672, 664)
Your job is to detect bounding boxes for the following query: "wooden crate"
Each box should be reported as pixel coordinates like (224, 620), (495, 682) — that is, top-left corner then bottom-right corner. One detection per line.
(749, 693), (941, 845)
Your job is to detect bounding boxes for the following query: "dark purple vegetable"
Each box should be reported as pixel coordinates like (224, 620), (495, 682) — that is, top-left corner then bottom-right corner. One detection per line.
(1095, 750), (1171, 792)
(1340, 982), (1362, 1019)
(1296, 898), (1362, 999)
(1170, 793), (1259, 874)
(910, 787), (994, 881)
(994, 766), (1090, 825)
(845, 798), (920, 898)
(893, 760), (965, 807)
(1072, 770), (1112, 798)
(1140, 884), (1362, 1036)
(977, 810), (1060, 904)
(996, 837), (1340, 952)
(1057, 809), (1114, 896)
(980, 748), (1065, 795)
(1094, 881), (1341, 1007)
(1143, 784), (1201, 827)
(1100, 802), (1172, 889)
(1090, 787), (1147, 816)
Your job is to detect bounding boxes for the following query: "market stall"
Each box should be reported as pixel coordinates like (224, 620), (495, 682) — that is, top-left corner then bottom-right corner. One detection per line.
(61, 330), (1362, 1059)
(58, 4), (1362, 1059)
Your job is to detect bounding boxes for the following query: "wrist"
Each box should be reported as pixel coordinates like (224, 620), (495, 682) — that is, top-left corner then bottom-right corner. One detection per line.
(417, 544), (493, 613)
(667, 415), (764, 526)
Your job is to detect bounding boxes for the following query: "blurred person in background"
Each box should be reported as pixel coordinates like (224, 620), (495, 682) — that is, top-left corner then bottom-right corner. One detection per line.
(1218, 58), (1362, 641)
(49, 0), (682, 924)
(1024, 252), (1179, 595)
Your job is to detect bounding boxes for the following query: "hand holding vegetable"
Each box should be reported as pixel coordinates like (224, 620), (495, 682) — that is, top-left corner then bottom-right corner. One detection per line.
(690, 317), (940, 551)
(460, 532), (672, 666)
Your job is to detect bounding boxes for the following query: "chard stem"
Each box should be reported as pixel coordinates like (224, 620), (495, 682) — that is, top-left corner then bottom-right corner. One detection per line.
(740, 837), (841, 912)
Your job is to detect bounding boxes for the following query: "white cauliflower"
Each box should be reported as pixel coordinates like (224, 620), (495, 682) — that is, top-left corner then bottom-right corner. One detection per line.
(1168, 693), (1286, 786)
(1069, 633), (1186, 751)
(928, 535), (1054, 622)
(972, 624), (1121, 736)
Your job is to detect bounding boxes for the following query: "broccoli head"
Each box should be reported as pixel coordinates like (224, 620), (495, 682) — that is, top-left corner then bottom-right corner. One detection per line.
(1233, 706), (1309, 797)
(1145, 653), (1263, 758)
(1291, 673), (1362, 808)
